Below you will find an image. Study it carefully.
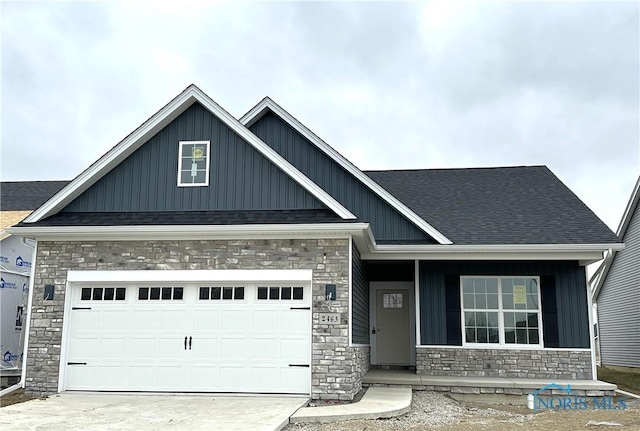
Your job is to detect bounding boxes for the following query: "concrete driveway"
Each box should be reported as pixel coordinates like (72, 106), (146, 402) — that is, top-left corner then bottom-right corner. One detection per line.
(0, 393), (308, 431)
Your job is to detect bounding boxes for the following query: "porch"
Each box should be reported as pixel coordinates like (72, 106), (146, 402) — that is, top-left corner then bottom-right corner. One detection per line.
(362, 369), (617, 396)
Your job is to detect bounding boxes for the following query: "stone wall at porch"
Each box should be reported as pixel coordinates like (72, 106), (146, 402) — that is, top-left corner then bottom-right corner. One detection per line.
(416, 347), (593, 380)
(27, 238), (360, 399)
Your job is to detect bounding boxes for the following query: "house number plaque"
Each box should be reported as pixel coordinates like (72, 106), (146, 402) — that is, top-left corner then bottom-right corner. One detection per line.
(318, 313), (340, 324)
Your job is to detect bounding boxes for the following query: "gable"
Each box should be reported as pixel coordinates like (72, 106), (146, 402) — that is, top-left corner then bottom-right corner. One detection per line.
(62, 103), (325, 213)
(248, 111), (434, 242)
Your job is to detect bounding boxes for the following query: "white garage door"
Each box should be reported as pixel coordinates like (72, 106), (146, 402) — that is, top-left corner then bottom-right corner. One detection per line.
(64, 281), (311, 394)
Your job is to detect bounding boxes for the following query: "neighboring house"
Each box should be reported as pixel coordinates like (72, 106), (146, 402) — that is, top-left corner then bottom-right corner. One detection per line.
(8, 85), (621, 400)
(592, 176), (640, 370)
(0, 181), (68, 382)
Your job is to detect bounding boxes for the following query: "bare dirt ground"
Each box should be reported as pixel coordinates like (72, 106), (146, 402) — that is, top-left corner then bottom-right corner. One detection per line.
(0, 389), (39, 408)
(285, 391), (640, 431)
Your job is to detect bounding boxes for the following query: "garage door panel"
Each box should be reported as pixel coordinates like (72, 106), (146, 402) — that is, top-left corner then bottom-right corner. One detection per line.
(66, 282), (311, 394)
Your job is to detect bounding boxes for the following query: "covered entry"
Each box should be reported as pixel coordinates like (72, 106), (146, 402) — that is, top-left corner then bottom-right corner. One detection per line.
(61, 270), (312, 394)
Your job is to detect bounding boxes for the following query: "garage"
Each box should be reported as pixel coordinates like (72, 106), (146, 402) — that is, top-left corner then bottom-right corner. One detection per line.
(61, 270), (312, 394)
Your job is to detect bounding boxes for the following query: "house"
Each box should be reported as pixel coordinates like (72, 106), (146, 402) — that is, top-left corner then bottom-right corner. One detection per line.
(8, 85), (622, 400)
(1, 181), (68, 385)
(591, 175), (640, 371)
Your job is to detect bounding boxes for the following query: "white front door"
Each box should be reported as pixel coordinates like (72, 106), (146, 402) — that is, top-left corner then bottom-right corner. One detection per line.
(64, 282), (311, 394)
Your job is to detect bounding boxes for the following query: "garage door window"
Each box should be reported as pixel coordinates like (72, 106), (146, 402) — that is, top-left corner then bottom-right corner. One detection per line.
(138, 287), (184, 300)
(199, 286), (244, 300)
(257, 286), (304, 300)
(81, 287), (126, 301)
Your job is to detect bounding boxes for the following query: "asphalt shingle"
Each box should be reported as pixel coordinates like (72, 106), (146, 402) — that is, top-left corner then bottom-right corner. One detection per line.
(1, 181), (69, 211)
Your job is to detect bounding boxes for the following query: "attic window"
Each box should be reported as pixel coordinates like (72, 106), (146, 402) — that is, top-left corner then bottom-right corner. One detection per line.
(178, 141), (210, 186)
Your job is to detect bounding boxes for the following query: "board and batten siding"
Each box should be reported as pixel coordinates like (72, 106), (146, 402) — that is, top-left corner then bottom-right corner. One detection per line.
(351, 243), (369, 344)
(419, 260), (591, 348)
(249, 112), (433, 242)
(598, 201), (640, 368)
(63, 103), (323, 212)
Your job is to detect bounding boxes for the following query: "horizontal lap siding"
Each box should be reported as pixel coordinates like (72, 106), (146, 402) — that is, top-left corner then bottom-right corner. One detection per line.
(351, 243), (369, 344)
(63, 103), (322, 212)
(598, 203), (640, 367)
(419, 261), (590, 348)
(249, 113), (432, 242)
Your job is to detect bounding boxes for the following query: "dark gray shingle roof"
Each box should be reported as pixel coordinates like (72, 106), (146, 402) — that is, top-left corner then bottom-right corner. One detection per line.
(22, 209), (350, 227)
(365, 166), (620, 245)
(1, 181), (69, 211)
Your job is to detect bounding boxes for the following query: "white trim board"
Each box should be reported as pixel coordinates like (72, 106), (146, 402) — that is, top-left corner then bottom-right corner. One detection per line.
(24, 85), (355, 224)
(66, 269), (314, 283)
(240, 97), (452, 245)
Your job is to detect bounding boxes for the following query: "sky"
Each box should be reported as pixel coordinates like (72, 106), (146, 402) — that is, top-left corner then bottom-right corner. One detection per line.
(1, 0), (638, 233)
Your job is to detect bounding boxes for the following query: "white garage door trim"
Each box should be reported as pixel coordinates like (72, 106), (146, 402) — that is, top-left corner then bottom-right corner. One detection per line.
(59, 270), (313, 395)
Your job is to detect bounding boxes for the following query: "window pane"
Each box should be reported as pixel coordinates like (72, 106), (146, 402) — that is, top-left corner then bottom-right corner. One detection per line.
(487, 312), (498, 328)
(104, 288), (115, 301)
(150, 287), (160, 300)
(465, 312), (476, 327)
(463, 293), (474, 309)
(528, 313), (539, 328)
(516, 329), (527, 344)
(181, 171), (193, 184)
(474, 278), (486, 293)
(529, 329), (540, 344)
(257, 287), (267, 300)
(269, 287), (280, 300)
(515, 312), (527, 327)
(234, 287), (244, 300)
(489, 328), (499, 343)
(505, 329), (516, 343)
(486, 278), (498, 294)
(162, 287), (172, 300)
(81, 288), (91, 301)
(281, 287), (291, 300)
(223, 287), (233, 300)
(486, 293), (499, 309)
(502, 278), (513, 293)
(212, 287), (221, 300)
(475, 312), (487, 327)
(93, 288), (103, 301)
(476, 294), (487, 309)
(138, 288), (148, 300)
(465, 328), (476, 343)
(199, 287), (209, 300)
(115, 288), (126, 300)
(293, 287), (303, 300)
(477, 327), (488, 343)
(462, 278), (474, 294)
(193, 171), (206, 184)
(527, 294), (538, 309)
(173, 287), (183, 300)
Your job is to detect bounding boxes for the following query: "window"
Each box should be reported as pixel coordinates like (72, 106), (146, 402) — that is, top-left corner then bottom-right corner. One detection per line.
(257, 286), (304, 300)
(461, 277), (542, 346)
(81, 287), (126, 301)
(177, 141), (210, 186)
(138, 287), (183, 300)
(198, 286), (244, 300)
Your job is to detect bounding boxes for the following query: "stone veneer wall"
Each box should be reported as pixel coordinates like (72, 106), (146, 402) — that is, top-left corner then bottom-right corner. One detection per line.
(416, 347), (593, 380)
(27, 239), (363, 399)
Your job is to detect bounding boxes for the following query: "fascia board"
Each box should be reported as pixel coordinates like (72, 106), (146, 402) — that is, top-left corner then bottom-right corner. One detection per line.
(5, 223), (371, 241)
(25, 86), (356, 223)
(240, 98), (453, 245)
(616, 176), (640, 237)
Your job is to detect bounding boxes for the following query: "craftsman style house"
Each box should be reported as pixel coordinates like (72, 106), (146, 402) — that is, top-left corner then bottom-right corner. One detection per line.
(10, 85), (621, 399)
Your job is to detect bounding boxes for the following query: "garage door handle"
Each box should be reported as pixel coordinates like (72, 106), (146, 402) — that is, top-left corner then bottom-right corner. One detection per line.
(289, 364), (310, 367)
(72, 307), (92, 310)
(290, 307), (310, 310)
(67, 362), (87, 365)
(189, 336), (192, 350)
(184, 336), (187, 350)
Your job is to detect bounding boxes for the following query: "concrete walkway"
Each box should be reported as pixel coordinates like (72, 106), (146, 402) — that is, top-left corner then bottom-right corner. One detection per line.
(290, 387), (412, 424)
(0, 393), (308, 431)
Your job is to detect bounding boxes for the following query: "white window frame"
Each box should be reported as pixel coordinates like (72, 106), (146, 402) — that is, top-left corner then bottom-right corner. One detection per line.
(460, 275), (544, 348)
(177, 140), (210, 187)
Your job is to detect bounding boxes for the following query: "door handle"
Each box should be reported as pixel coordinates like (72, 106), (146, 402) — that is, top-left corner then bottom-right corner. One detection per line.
(189, 336), (192, 350)
(371, 326), (376, 334)
(184, 336), (187, 350)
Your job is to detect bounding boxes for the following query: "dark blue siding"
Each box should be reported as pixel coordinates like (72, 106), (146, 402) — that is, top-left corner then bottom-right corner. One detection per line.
(249, 112), (433, 242)
(63, 103), (323, 212)
(352, 243), (369, 344)
(419, 261), (590, 348)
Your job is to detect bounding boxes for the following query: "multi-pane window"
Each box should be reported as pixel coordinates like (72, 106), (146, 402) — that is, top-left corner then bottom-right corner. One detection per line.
(178, 141), (210, 186)
(81, 287), (126, 301)
(199, 286), (245, 300)
(138, 287), (184, 300)
(257, 286), (304, 300)
(461, 277), (542, 346)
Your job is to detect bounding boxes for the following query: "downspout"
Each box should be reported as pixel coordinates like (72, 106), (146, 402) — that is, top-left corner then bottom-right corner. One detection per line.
(1, 240), (39, 397)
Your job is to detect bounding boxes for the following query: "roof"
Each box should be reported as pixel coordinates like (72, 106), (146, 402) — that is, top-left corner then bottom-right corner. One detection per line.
(22, 209), (350, 227)
(22, 85), (356, 224)
(366, 166), (620, 245)
(1, 181), (69, 211)
(592, 175), (640, 299)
